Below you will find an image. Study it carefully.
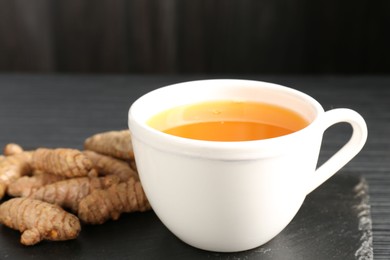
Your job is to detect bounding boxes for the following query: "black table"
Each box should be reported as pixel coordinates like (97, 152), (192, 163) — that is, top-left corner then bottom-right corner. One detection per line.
(0, 75), (388, 259)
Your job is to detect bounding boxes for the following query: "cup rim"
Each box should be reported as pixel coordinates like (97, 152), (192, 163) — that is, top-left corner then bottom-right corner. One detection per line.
(128, 79), (325, 159)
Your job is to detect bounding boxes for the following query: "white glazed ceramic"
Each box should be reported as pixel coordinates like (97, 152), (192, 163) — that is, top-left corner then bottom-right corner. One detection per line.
(128, 79), (368, 252)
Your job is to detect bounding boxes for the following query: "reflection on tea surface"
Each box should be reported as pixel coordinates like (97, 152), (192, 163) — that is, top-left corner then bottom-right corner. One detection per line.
(148, 100), (309, 141)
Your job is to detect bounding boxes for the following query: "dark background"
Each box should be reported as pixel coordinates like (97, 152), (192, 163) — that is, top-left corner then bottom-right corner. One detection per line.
(0, 0), (389, 74)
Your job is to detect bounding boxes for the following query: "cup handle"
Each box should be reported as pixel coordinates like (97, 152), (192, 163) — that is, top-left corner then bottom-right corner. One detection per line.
(307, 108), (368, 194)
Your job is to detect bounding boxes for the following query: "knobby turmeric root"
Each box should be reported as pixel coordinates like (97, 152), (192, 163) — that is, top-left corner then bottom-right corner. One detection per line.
(0, 130), (147, 245)
(84, 130), (134, 160)
(7, 172), (65, 197)
(0, 198), (81, 245)
(3, 143), (24, 156)
(78, 177), (150, 225)
(32, 148), (96, 178)
(0, 152), (33, 199)
(28, 176), (120, 213)
(83, 150), (138, 182)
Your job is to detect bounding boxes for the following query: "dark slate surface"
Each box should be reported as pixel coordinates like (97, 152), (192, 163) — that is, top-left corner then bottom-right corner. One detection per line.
(0, 75), (384, 259)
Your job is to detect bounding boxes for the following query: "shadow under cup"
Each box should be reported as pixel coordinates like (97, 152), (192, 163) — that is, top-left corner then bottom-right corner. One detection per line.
(128, 79), (367, 252)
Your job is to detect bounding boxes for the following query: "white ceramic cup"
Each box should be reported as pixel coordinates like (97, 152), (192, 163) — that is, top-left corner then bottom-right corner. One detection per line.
(128, 79), (368, 252)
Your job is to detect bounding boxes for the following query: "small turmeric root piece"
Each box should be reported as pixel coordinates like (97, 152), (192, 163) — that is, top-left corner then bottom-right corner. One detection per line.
(29, 176), (120, 213)
(32, 148), (96, 178)
(3, 143), (24, 156)
(0, 198), (81, 246)
(78, 177), (150, 224)
(83, 150), (138, 182)
(0, 152), (33, 199)
(7, 172), (65, 197)
(84, 130), (134, 160)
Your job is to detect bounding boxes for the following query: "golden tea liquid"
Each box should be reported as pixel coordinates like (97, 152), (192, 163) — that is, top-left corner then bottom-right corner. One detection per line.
(147, 100), (309, 141)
